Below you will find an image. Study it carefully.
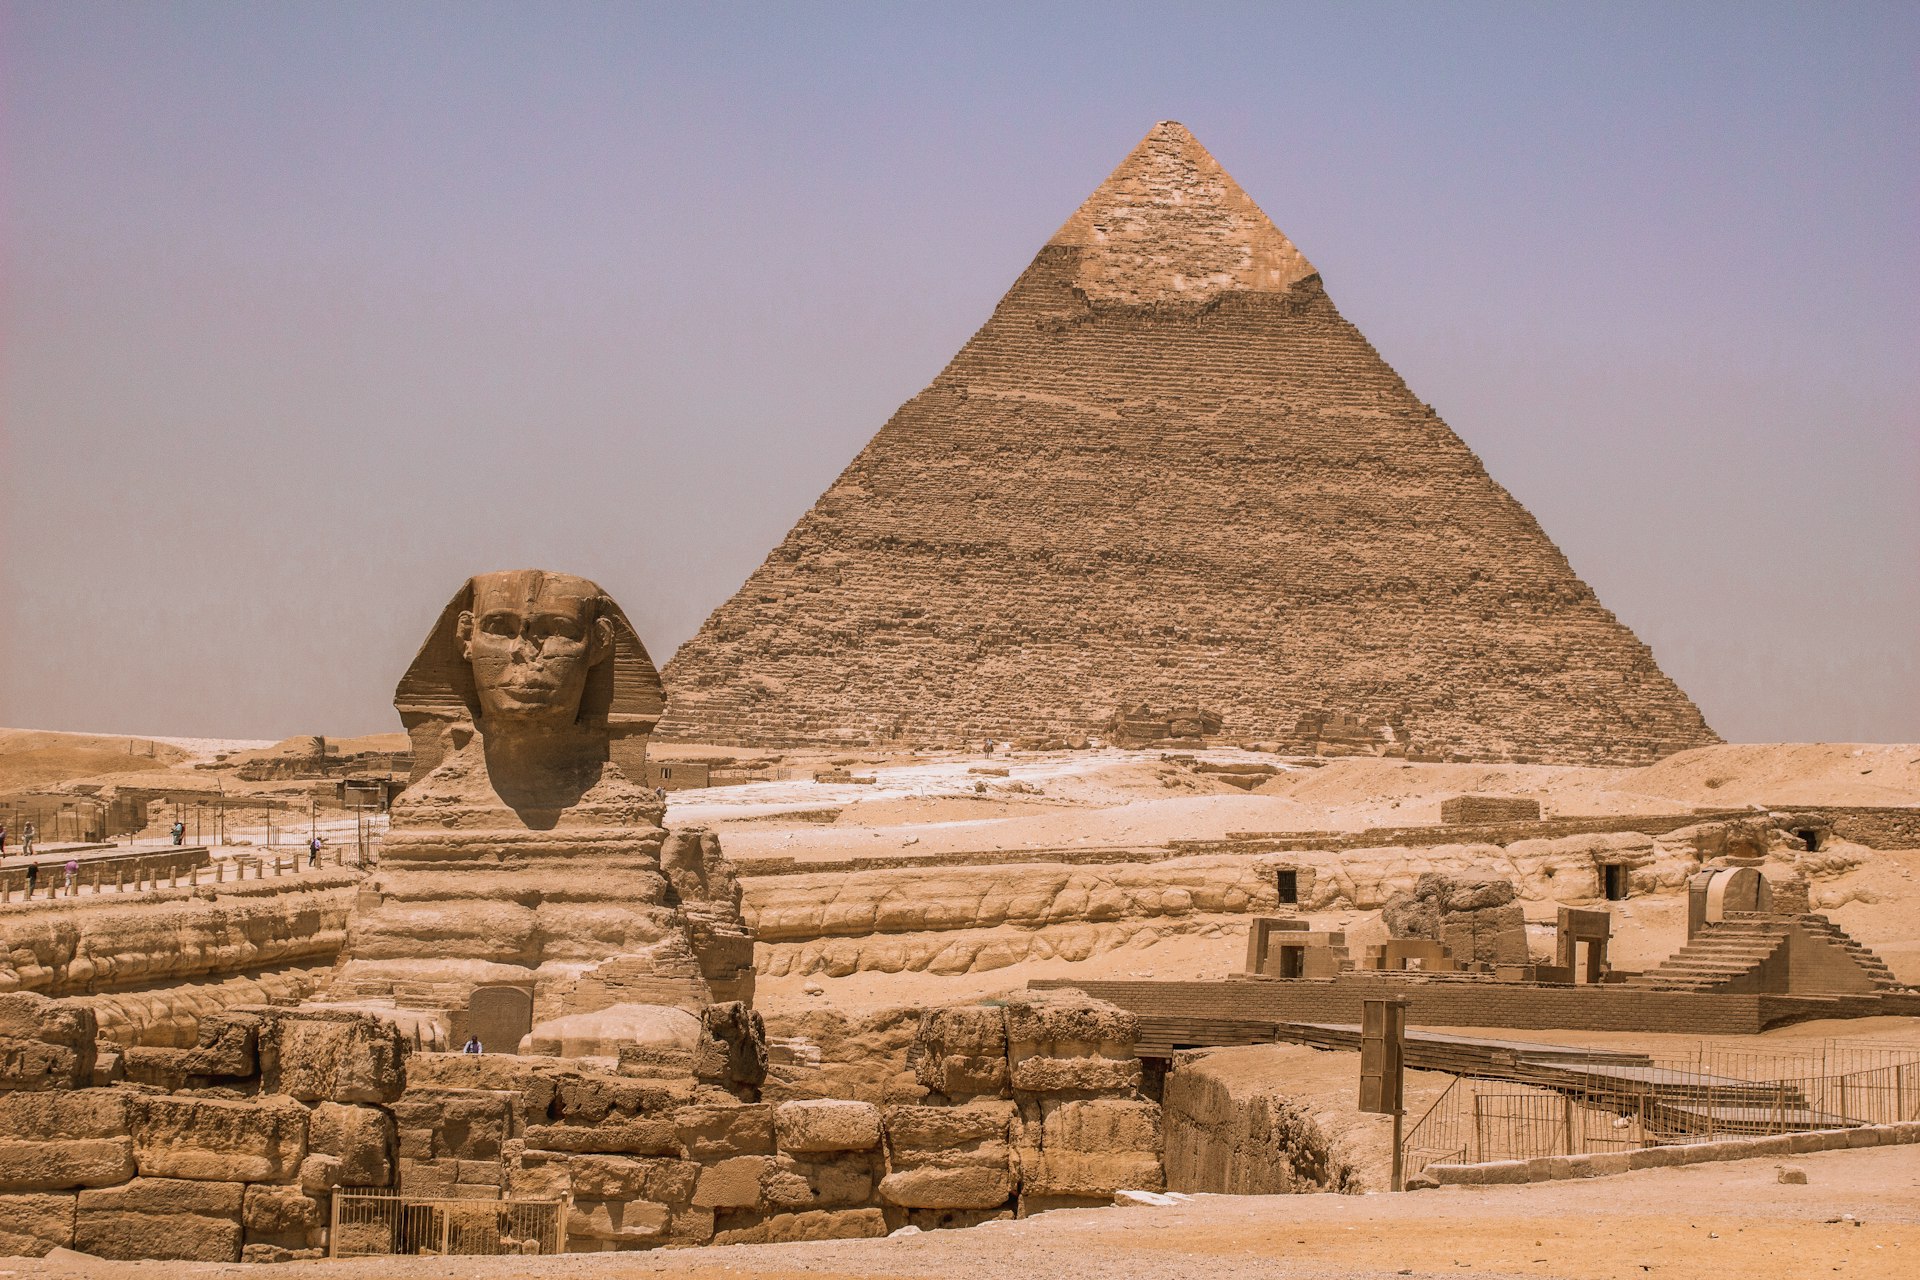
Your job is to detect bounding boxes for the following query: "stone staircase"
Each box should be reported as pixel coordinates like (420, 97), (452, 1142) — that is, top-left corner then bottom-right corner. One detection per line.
(1625, 919), (1792, 993)
(1791, 914), (1907, 990)
(1628, 913), (1909, 994)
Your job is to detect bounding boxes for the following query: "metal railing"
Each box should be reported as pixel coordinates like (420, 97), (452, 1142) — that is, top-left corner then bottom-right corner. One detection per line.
(330, 1190), (566, 1257)
(1403, 1041), (1920, 1173)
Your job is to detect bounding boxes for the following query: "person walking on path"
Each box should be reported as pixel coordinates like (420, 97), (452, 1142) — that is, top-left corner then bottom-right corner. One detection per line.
(308, 834), (322, 867)
(1, 823), (8, 855)
(63, 859), (78, 893)
(21, 823), (35, 858)
(462, 1035), (483, 1054)
(25, 863), (37, 896)
(171, 820), (185, 846)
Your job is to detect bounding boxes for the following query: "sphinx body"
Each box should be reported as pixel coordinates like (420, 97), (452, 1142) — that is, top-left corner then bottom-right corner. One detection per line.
(328, 570), (754, 1053)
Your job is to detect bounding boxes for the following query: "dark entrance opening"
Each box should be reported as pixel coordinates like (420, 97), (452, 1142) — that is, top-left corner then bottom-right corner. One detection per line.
(1602, 864), (1628, 901)
(1276, 869), (1299, 905)
(1279, 946), (1304, 979)
(1795, 828), (1822, 852)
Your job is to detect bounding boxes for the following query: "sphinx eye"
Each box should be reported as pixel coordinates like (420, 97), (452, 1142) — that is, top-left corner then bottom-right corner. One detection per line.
(480, 614), (519, 637)
(530, 615), (585, 644)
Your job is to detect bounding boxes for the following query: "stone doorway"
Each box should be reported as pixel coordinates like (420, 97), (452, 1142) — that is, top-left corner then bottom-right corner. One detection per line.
(466, 986), (533, 1054)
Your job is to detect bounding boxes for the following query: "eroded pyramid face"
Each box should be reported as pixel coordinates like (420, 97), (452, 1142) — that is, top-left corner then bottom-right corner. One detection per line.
(657, 122), (1716, 766)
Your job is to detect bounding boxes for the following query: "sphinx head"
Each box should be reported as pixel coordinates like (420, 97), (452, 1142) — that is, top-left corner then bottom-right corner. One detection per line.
(457, 570), (614, 729)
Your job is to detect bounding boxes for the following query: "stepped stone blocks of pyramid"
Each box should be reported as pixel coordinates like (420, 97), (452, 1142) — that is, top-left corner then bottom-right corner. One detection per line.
(659, 122), (1718, 765)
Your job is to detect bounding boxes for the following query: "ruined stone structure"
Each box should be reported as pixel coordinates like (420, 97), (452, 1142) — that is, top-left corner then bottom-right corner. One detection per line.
(330, 571), (755, 1050)
(660, 121), (1717, 765)
(0, 989), (1164, 1260)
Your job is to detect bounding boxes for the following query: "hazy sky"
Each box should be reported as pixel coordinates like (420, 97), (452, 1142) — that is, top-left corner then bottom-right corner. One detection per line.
(3, 2), (1915, 744)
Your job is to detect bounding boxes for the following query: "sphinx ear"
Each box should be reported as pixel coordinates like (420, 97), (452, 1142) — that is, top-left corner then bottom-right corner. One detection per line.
(456, 610), (475, 660)
(589, 614), (614, 665)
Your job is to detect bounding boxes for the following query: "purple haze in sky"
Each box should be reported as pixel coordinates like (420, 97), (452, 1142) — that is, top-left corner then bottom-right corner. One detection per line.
(2, 2), (1915, 742)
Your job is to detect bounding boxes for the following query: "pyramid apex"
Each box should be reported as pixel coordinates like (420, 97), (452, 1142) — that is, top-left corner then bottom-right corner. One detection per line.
(1049, 122), (1316, 304)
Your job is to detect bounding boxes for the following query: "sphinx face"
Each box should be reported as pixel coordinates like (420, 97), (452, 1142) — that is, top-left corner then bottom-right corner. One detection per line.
(460, 571), (611, 728)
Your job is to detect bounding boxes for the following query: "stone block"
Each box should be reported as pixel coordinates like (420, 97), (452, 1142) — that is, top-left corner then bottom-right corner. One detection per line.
(775, 1100), (882, 1154)
(692, 1155), (772, 1208)
(397, 1127), (435, 1159)
(711, 1207), (887, 1245)
(0, 1088), (131, 1140)
(1002, 994), (1136, 1062)
(1010, 1055), (1142, 1095)
(1427, 1163), (1480, 1186)
(122, 1014), (259, 1089)
(567, 1198), (671, 1245)
(0, 1192), (75, 1256)
(673, 1104), (774, 1159)
(1586, 1153), (1631, 1177)
(524, 1117), (682, 1156)
(130, 1094), (307, 1183)
(669, 1205), (716, 1244)
(258, 1009), (407, 1105)
(0, 994), (96, 1092)
(1023, 1150), (1163, 1196)
(910, 1006), (1010, 1097)
(1040, 1098), (1160, 1152)
(761, 1153), (876, 1210)
(877, 1165), (1015, 1210)
(1476, 1160), (1530, 1185)
(456, 1159), (504, 1187)
(390, 1089), (509, 1161)
(397, 1158), (457, 1196)
(884, 1101), (1015, 1150)
(566, 1155), (699, 1203)
(75, 1178), (243, 1262)
(307, 1101), (393, 1187)
(242, 1184), (324, 1236)
(0, 1138), (135, 1192)
(244, 1244), (325, 1263)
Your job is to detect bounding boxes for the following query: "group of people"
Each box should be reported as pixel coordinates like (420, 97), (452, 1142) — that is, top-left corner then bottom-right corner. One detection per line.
(0, 816), (326, 894)
(0, 821), (36, 857)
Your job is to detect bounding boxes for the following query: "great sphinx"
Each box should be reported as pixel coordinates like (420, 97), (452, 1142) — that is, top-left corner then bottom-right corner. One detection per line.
(328, 570), (754, 1055)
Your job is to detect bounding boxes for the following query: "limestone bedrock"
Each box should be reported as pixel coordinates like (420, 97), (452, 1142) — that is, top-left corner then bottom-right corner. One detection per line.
(329, 570), (755, 1042)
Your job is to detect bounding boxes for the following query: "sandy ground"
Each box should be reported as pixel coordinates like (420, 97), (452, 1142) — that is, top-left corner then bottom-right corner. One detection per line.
(663, 744), (1920, 864)
(13, 1145), (1915, 1279)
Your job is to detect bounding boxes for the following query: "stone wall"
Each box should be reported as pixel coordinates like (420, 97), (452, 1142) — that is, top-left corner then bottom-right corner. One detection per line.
(0, 991), (1165, 1260)
(0, 995), (404, 1262)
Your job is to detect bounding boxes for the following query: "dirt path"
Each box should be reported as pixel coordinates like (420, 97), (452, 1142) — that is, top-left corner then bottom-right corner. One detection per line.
(20, 1145), (1915, 1280)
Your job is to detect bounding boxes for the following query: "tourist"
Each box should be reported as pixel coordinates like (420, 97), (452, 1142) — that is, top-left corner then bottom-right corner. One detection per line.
(21, 823), (35, 857)
(462, 1035), (483, 1054)
(25, 863), (37, 895)
(307, 833), (321, 867)
(63, 859), (78, 892)
(171, 819), (185, 846)
(0, 822), (8, 855)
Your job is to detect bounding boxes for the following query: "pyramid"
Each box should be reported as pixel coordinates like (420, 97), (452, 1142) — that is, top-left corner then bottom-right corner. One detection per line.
(658, 122), (1718, 765)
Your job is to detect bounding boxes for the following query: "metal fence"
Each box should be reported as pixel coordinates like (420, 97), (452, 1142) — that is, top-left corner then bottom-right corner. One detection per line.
(330, 1191), (567, 1257)
(1403, 1040), (1920, 1172)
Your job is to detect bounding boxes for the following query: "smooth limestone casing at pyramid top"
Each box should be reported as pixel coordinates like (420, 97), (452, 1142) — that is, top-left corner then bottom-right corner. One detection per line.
(659, 121), (1718, 765)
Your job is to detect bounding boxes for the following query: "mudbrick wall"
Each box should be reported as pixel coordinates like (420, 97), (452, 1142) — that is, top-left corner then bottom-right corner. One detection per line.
(0, 990), (1165, 1261)
(660, 121), (1717, 765)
